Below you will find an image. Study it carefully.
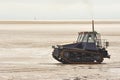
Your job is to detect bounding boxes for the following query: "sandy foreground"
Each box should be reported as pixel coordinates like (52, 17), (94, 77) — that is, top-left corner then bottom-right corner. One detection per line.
(0, 24), (120, 80)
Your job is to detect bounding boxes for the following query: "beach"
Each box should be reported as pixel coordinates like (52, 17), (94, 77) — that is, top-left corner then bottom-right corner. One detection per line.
(0, 23), (119, 80)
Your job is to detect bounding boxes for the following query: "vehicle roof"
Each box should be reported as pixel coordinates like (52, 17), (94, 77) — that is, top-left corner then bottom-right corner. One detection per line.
(78, 31), (99, 34)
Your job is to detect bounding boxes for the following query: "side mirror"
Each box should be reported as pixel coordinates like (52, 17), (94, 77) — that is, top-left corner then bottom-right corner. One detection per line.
(106, 42), (109, 47)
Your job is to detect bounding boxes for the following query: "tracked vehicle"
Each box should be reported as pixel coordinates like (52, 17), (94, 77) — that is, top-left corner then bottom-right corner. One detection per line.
(52, 20), (110, 64)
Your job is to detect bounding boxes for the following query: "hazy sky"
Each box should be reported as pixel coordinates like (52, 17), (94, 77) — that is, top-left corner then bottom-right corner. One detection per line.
(0, 0), (120, 20)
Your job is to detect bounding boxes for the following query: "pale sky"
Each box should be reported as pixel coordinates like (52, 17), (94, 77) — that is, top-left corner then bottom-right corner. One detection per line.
(0, 0), (120, 20)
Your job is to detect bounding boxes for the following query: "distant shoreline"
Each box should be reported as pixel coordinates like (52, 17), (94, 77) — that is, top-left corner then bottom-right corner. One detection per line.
(0, 20), (120, 24)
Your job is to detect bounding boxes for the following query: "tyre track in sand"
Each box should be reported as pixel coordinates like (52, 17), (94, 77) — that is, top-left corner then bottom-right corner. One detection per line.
(0, 62), (120, 73)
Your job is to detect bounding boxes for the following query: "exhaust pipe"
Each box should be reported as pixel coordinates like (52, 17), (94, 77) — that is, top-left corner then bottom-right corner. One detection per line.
(92, 20), (94, 32)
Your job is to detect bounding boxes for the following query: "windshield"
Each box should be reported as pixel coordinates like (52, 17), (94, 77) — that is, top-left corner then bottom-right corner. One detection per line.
(77, 33), (83, 42)
(77, 32), (98, 43)
(77, 33), (88, 42)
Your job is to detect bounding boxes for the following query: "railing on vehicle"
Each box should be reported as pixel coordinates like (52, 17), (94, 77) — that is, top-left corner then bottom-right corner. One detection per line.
(96, 39), (109, 49)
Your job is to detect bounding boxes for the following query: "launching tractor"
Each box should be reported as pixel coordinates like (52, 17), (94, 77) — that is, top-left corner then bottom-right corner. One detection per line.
(52, 20), (110, 64)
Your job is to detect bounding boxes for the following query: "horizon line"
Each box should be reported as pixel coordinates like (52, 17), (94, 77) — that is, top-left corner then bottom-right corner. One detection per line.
(0, 20), (120, 24)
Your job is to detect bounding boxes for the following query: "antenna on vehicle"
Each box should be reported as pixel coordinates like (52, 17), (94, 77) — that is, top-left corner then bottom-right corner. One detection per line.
(92, 20), (94, 32)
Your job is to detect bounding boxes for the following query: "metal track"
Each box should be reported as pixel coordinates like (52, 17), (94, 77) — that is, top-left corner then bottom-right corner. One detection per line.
(60, 48), (103, 64)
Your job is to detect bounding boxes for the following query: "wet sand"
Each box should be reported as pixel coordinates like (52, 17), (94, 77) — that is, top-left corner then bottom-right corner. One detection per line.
(0, 24), (120, 80)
